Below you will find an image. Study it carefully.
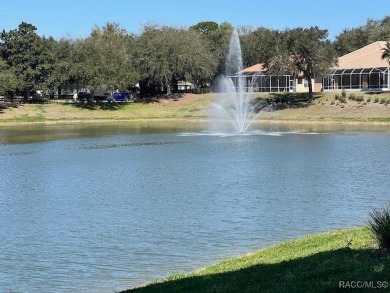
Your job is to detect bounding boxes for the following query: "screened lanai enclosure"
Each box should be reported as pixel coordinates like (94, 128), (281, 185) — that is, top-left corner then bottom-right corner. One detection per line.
(323, 41), (390, 92)
(228, 74), (294, 92)
(228, 41), (390, 93)
(228, 63), (295, 92)
(323, 67), (390, 91)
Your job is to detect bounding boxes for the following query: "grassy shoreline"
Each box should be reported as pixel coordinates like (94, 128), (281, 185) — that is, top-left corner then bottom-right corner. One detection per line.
(123, 227), (390, 293)
(0, 93), (389, 128)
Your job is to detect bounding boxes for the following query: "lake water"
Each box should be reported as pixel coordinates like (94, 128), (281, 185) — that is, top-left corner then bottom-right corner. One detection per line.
(1, 124), (389, 292)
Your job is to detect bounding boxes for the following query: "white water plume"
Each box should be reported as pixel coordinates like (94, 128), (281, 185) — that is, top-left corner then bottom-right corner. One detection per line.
(209, 29), (260, 134)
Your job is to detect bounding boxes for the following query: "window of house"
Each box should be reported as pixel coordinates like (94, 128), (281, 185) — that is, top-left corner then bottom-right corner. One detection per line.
(297, 78), (302, 84)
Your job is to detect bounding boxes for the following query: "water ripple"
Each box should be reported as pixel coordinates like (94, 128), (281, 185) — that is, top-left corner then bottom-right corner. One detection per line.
(79, 141), (183, 150)
(1, 131), (389, 292)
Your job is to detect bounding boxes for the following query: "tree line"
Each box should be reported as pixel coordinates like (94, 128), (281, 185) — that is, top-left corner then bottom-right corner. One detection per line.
(0, 16), (389, 99)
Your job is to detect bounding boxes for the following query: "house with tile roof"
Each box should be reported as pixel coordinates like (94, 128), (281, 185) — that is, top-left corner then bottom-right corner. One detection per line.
(323, 41), (390, 91)
(232, 41), (390, 93)
(232, 64), (322, 93)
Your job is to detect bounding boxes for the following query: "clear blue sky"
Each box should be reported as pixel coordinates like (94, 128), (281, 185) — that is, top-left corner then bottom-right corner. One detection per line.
(1, 0), (389, 40)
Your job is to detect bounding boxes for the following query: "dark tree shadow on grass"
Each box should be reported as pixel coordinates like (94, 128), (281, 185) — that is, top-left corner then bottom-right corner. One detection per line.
(253, 93), (323, 113)
(138, 93), (184, 104)
(123, 248), (389, 293)
(69, 101), (128, 111)
(0, 102), (21, 114)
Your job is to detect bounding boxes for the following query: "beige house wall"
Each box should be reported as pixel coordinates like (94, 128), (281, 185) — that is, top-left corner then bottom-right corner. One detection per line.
(314, 82), (322, 92)
(294, 78), (322, 92)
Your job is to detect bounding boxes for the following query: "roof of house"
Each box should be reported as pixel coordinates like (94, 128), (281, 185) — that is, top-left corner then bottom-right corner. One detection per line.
(335, 41), (389, 69)
(239, 63), (267, 74)
(240, 41), (389, 74)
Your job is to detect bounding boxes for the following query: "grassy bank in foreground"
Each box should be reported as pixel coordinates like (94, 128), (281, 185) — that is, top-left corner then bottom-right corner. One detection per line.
(0, 94), (212, 123)
(0, 92), (389, 125)
(123, 227), (390, 293)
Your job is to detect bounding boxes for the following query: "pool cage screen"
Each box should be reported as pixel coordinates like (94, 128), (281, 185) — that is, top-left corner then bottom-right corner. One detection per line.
(323, 67), (390, 91)
(228, 74), (294, 92)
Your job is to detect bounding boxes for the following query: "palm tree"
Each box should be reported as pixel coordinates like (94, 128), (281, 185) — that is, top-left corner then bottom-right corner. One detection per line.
(382, 41), (390, 64)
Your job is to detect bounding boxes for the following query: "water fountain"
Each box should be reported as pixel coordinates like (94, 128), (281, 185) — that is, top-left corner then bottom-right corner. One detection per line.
(210, 29), (260, 134)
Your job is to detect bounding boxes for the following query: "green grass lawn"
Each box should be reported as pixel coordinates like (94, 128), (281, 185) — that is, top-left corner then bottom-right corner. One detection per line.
(1, 92), (389, 125)
(0, 94), (212, 123)
(123, 227), (390, 293)
(257, 92), (390, 123)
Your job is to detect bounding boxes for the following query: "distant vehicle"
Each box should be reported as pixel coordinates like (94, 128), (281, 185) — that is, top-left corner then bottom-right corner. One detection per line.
(77, 92), (93, 102)
(93, 91), (110, 102)
(108, 92), (132, 102)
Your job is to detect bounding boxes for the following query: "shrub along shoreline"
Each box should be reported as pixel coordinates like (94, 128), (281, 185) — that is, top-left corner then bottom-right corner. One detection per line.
(122, 227), (390, 293)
